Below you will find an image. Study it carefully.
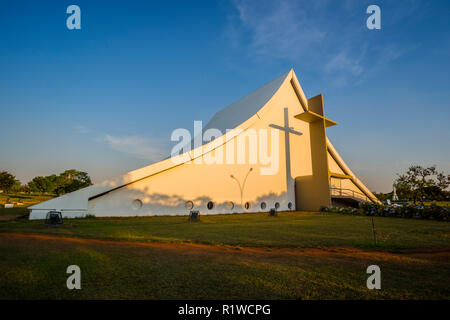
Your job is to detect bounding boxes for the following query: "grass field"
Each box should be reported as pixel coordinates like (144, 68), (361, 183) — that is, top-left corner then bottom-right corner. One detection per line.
(0, 211), (449, 299)
(0, 207), (29, 221)
(1, 211), (448, 251)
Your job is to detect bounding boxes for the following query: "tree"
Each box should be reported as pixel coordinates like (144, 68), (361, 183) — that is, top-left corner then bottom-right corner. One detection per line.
(395, 165), (448, 203)
(0, 171), (16, 194)
(436, 172), (450, 191)
(10, 180), (23, 193)
(65, 170), (92, 193)
(22, 184), (30, 194)
(53, 170), (92, 196)
(423, 185), (442, 201)
(28, 170), (92, 195)
(372, 191), (392, 202)
(28, 175), (57, 194)
(394, 179), (412, 201)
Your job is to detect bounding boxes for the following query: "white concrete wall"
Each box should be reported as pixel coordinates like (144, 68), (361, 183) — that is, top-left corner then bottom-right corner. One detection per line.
(30, 70), (377, 218)
(87, 75), (310, 217)
(29, 209), (87, 220)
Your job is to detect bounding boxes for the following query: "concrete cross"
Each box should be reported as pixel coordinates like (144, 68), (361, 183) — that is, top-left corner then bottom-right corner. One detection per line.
(269, 108), (302, 205)
(269, 115), (303, 138)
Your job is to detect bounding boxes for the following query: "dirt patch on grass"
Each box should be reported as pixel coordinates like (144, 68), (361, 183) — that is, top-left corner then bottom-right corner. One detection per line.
(1, 232), (449, 299)
(1, 232), (448, 264)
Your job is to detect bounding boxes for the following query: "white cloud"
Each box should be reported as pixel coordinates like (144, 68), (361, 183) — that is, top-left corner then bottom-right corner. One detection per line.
(227, 0), (419, 86)
(73, 124), (91, 134)
(104, 134), (168, 162)
(230, 0), (326, 60)
(73, 124), (169, 162)
(325, 52), (363, 76)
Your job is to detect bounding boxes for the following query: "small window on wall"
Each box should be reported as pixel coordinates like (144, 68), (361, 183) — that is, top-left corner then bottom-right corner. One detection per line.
(132, 199), (143, 210)
(185, 201), (194, 210)
(274, 202), (280, 209)
(244, 202), (251, 210)
(226, 202), (234, 210)
(207, 201), (214, 210)
(288, 202), (293, 210)
(260, 202), (267, 210)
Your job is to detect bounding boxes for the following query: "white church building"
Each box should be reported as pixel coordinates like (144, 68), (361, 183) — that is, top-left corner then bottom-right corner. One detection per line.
(29, 70), (379, 219)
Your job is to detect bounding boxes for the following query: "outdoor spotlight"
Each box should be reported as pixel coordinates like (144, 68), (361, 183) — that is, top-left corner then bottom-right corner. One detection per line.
(45, 211), (63, 226)
(189, 210), (200, 222)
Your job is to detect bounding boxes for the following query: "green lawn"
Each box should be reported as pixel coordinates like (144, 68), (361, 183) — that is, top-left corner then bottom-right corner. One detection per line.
(0, 207), (28, 215)
(0, 212), (449, 299)
(0, 207), (29, 221)
(0, 211), (449, 252)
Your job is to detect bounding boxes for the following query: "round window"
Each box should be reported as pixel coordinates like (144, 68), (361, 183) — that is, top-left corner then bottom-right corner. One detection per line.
(226, 201), (234, 210)
(244, 202), (251, 210)
(288, 202), (293, 210)
(207, 201), (214, 210)
(185, 201), (194, 210)
(132, 199), (143, 210)
(274, 202), (280, 209)
(260, 202), (267, 210)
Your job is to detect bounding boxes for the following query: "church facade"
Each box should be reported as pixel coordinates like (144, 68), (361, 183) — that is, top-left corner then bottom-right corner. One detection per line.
(29, 70), (379, 219)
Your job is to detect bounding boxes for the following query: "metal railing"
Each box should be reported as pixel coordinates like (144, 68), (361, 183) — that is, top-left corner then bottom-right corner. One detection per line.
(330, 187), (371, 202)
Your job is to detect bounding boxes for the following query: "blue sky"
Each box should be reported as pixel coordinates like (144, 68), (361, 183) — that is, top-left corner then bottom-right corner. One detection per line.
(1, 0), (449, 192)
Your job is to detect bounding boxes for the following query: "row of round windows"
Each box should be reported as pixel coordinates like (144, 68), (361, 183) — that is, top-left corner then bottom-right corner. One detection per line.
(185, 200), (293, 211)
(132, 199), (293, 211)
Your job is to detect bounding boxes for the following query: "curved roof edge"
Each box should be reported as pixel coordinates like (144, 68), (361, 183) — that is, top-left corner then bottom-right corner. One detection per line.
(326, 138), (380, 203)
(203, 70), (291, 134)
(30, 70), (294, 210)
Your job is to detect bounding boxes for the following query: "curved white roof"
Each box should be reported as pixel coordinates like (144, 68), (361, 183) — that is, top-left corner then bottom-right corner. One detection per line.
(203, 71), (290, 134)
(30, 70), (293, 210)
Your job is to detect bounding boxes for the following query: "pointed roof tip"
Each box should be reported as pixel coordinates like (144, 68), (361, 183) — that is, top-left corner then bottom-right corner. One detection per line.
(203, 70), (291, 134)
(30, 69), (303, 209)
(288, 68), (299, 82)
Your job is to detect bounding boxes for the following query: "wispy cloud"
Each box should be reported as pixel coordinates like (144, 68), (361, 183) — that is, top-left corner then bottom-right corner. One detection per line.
(231, 0), (326, 60)
(72, 125), (169, 162)
(73, 124), (91, 134)
(103, 134), (168, 162)
(324, 51), (365, 86)
(227, 0), (420, 86)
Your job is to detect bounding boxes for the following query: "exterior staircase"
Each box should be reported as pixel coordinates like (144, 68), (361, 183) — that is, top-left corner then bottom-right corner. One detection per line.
(330, 187), (371, 207)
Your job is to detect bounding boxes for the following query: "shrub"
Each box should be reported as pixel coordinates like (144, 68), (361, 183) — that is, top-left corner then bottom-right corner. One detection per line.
(331, 202), (449, 221)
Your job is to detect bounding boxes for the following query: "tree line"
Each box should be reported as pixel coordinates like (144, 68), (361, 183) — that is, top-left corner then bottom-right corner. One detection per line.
(374, 165), (450, 203)
(0, 170), (92, 196)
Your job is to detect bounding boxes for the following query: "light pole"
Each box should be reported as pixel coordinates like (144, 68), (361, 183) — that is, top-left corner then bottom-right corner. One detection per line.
(230, 168), (253, 209)
(370, 206), (377, 246)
